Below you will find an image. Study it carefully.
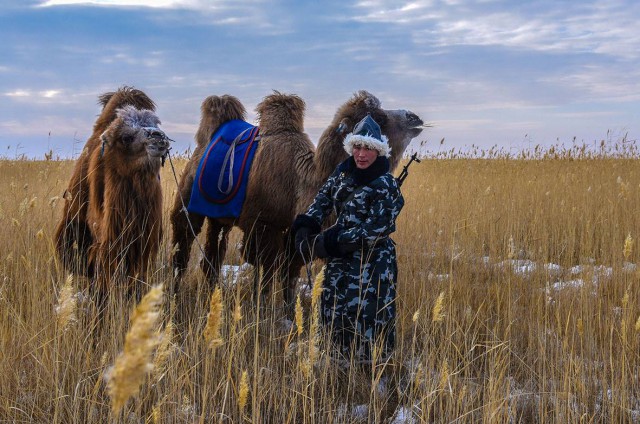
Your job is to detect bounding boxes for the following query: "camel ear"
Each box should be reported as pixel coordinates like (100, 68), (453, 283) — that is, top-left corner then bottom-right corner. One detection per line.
(100, 131), (110, 147)
(336, 117), (351, 135)
(97, 132), (110, 158)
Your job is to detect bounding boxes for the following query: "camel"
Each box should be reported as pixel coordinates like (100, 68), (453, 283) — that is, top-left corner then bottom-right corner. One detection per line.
(55, 86), (156, 277)
(55, 87), (171, 304)
(170, 90), (424, 314)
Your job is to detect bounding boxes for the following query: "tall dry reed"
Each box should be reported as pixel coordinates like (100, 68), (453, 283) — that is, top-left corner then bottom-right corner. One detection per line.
(1, 147), (640, 422)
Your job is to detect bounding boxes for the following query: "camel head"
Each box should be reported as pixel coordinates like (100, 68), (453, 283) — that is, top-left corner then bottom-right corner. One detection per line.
(94, 86), (156, 136)
(256, 91), (306, 135)
(382, 108), (425, 166)
(195, 95), (246, 148)
(326, 90), (426, 171)
(99, 105), (171, 173)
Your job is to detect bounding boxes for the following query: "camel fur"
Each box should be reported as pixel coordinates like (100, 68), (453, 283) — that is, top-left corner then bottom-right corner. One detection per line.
(170, 90), (424, 315)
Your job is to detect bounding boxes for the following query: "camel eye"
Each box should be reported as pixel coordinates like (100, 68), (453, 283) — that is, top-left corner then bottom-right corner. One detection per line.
(406, 112), (421, 125)
(122, 134), (134, 145)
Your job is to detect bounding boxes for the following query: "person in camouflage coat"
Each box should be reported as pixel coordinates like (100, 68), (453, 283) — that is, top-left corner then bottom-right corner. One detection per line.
(292, 115), (404, 362)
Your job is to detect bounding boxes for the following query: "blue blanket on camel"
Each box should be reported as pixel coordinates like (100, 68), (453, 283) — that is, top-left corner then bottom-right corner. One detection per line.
(187, 119), (260, 218)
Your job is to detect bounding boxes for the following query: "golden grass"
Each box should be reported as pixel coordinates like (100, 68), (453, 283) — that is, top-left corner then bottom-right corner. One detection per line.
(1, 148), (639, 422)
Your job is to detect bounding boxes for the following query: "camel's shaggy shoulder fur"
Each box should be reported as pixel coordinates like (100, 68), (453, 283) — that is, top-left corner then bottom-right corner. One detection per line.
(243, 92), (313, 228)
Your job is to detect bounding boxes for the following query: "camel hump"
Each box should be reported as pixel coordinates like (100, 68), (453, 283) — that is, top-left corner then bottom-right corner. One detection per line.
(328, 90), (387, 136)
(94, 86), (156, 134)
(353, 90), (381, 110)
(201, 95), (246, 123)
(256, 91), (306, 134)
(196, 95), (247, 148)
(98, 86), (156, 111)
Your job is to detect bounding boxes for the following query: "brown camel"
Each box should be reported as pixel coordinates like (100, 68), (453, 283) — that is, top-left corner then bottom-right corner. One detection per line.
(55, 87), (170, 304)
(170, 90), (424, 314)
(55, 86), (156, 277)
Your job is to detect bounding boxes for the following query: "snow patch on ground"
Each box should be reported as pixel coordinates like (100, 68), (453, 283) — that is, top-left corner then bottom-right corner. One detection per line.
(220, 263), (253, 286)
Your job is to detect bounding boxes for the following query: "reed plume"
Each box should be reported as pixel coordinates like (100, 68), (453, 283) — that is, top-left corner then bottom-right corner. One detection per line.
(295, 294), (304, 337)
(153, 320), (175, 379)
(432, 291), (445, 323)
(311, 267), (324, 307)
(232, 300), (243, 324)
(106, 284), (164, 414)
(302, 268), (325, 378)
(238, 370), (249, 412)
(55, 274), (77, 331)
(203, 287), (224, 349)
(624, 233), (634, 260)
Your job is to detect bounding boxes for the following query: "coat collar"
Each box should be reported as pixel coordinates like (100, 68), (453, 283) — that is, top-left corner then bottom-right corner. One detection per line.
(338, 155), (390, 186)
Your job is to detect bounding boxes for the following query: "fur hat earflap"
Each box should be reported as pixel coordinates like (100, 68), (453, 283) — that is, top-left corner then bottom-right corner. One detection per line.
(343, 114), (391, 157)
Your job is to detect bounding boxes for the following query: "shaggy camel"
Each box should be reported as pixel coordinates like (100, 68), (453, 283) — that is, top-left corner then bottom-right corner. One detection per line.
(170, 91), (424, 314)
(55, 87), (171, 303)
(55, 86), (156, 276)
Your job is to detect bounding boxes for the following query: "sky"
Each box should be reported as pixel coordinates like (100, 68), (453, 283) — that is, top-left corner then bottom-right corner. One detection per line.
(0, 0), (639, 159)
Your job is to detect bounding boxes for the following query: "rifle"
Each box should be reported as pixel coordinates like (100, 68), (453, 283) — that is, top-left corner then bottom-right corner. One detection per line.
(396, 152), (421, 187)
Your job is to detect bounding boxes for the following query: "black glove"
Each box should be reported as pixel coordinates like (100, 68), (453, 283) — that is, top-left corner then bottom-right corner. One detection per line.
(322, 225), (343, 258)
(322, 225), (364, 258)
(296, 231), (329, 260)
(291, 214), (321, 236)
(294, 226), (313, 257)
(309, 234), (328, 259)
(292, 214), (321, 259)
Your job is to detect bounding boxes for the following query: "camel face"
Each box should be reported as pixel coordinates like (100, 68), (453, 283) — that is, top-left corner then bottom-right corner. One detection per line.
(101, 106), (170, 171)
(384, 109), (425, 153)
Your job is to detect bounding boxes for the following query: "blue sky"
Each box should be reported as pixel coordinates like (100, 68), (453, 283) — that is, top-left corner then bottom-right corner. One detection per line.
(1, 0), (638, 158)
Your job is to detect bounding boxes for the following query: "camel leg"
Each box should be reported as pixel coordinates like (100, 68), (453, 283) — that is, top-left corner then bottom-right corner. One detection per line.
(280, 230), (304, 320)
(55, 207), (94, 277)
(201, 218), (230, 289)
(87, 244), (111, 319)
(241, 221), (283, 304)
(170, 197), (205, 293)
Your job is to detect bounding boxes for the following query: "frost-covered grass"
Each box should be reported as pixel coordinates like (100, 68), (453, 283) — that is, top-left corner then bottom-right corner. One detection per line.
(1, 153), (640, 423)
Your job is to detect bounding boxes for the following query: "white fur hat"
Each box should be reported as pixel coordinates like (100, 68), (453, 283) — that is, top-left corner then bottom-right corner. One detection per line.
(343, 114), (391, 157)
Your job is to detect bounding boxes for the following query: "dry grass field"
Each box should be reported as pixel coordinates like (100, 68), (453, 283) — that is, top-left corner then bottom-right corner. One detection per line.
(1, 147), (639, 423)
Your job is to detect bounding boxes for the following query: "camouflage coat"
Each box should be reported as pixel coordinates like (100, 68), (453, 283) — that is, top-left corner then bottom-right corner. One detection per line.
(303, 156), (404, 360)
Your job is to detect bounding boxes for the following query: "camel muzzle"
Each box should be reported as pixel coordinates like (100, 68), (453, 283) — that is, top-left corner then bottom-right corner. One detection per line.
(143, 127), (173, 159)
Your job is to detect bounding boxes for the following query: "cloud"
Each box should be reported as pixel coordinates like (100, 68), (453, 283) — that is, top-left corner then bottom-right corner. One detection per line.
(99, 50), (165, 68)
(352, 0), (640, 59)
(5, 90), (31, 98)
(35, 0), (270, 14)
(38, 0), (191, 8)
(541, 64), (640, 103)
(35, 0), (289, 34)
(3, 89), (77, 104)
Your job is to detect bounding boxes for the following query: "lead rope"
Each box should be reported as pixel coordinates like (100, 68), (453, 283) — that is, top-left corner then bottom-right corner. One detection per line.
(166, 151), (229, 289)
(217, 128), (251, 195)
